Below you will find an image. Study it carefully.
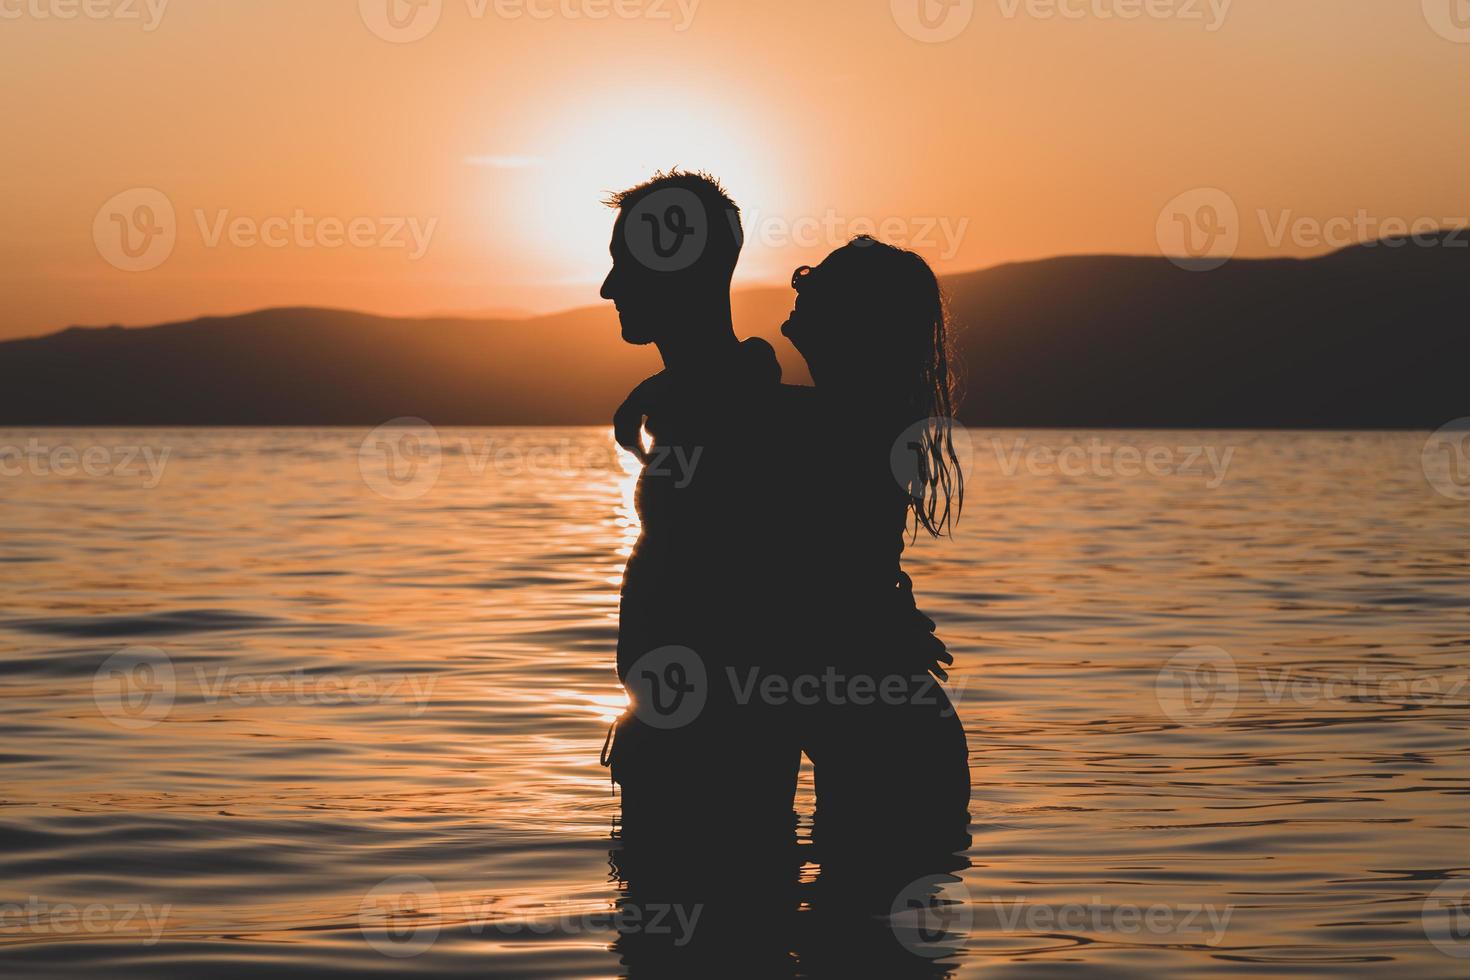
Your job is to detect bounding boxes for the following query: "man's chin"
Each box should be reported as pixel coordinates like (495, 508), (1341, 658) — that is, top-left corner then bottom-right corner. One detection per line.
(619, 322), (657, 346)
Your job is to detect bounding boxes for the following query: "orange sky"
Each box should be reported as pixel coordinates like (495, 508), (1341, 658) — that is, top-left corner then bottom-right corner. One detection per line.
(1, 0), (1466, 338)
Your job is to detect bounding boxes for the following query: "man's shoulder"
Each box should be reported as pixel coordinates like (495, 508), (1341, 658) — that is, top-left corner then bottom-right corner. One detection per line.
(769, 383), (820, 420)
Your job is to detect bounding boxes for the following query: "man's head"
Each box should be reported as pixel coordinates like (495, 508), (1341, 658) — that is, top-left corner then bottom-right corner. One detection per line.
(600, 170), (744, 346)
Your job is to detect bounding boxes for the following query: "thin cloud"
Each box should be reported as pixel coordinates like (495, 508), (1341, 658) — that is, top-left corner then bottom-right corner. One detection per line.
(465, 155), (542, 169)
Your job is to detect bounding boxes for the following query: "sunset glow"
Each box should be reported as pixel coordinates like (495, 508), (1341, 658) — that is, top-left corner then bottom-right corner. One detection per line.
(3, 0), (1466, 337)
(4, 4), (1469, 974)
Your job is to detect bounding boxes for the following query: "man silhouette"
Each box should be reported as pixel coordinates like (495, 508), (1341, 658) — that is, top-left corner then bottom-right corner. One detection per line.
(599, 171), (800, 890)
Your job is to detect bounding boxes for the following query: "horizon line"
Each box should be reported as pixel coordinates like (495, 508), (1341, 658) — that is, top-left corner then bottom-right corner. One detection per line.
(9, 233), (1455, 342)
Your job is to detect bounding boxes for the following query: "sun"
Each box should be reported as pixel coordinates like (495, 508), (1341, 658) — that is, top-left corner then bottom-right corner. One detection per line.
(503, 91), (792, 286)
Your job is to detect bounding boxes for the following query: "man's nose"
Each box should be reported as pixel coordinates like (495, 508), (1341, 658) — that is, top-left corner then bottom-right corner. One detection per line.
(599, 269), (616, 300)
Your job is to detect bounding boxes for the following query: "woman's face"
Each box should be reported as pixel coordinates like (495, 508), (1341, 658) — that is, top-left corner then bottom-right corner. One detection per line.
(780, 259), (841, 381)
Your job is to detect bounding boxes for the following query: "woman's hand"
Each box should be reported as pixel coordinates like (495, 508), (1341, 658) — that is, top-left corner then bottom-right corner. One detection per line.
(613, 373), (671, 462)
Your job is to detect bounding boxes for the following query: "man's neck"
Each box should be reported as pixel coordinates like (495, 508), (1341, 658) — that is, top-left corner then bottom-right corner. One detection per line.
(653, 302), (740, 374)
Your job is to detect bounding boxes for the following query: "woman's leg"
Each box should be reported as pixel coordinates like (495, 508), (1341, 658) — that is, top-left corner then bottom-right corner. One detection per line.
(805, 681), (972, 899)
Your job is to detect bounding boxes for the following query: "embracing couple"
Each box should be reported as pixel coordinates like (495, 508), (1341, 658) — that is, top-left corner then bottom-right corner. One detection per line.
(599, 170), (970, 909)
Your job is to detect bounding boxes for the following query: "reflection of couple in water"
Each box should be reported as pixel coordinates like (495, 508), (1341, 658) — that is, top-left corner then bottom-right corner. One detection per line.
(599, 170), (971, 972)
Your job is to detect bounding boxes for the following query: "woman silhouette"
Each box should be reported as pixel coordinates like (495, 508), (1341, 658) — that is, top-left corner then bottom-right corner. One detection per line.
(779, 236), (971, 890)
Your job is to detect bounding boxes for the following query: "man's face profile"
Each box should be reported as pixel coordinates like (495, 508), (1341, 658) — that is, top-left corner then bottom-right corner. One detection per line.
(601, 211), (663, 346)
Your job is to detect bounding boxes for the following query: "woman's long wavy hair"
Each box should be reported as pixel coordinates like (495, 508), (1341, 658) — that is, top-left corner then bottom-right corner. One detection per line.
(816, 236), (964, 537)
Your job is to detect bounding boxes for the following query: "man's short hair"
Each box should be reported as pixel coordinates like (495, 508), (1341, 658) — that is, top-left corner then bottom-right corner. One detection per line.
(606, 169), (744, 276)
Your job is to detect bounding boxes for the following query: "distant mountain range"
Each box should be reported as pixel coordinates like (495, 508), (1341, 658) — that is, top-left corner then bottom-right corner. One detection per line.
(3, 236), (1465, 428)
